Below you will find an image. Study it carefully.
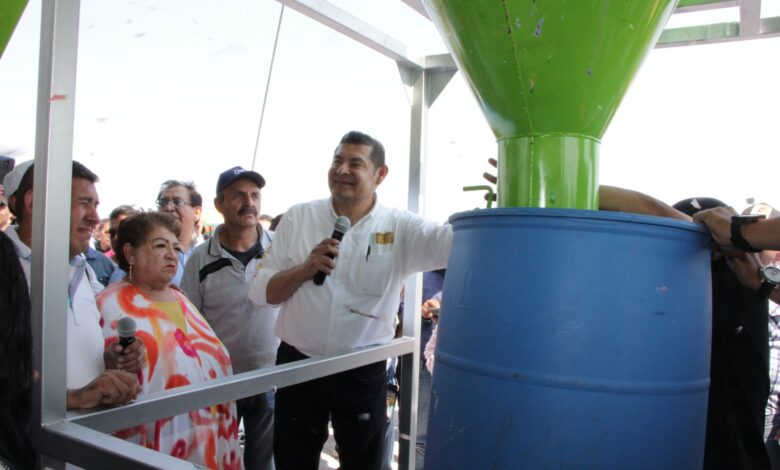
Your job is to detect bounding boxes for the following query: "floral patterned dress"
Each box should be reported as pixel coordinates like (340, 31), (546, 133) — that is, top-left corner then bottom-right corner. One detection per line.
(97, 281), (242, 469)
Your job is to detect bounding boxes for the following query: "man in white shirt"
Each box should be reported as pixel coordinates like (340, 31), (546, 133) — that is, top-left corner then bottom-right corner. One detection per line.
(249, 131), (452, 470)
(4, 160), (141, 409)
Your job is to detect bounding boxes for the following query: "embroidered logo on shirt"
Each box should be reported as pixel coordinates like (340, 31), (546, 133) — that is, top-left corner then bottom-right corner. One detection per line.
(374, 232), (394, 244)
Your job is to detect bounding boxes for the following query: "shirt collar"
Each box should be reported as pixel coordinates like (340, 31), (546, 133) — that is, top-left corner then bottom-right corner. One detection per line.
(84, 247), (99, 260)
(327, 193), (380, 228)
(6, 225), (31, 260)
(208, 224), (266, 258)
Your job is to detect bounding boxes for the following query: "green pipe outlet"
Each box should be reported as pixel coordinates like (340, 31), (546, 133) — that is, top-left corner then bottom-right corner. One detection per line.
(498, 134), (598, 209)
(422, 0), (679, 209)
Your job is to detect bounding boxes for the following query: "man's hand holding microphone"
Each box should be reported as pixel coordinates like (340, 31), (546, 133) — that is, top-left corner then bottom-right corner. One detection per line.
(311, 216), (351, 286)
(264, 216), (352, 305)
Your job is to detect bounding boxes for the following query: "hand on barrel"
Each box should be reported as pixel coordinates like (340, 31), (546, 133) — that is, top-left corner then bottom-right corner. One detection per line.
(723, 250), (763, 291)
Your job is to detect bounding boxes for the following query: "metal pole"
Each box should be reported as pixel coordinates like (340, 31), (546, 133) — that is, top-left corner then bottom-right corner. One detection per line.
(397, 63), (427, 470)
(30, 1), (82, 467)
(32, 0), (81, 440)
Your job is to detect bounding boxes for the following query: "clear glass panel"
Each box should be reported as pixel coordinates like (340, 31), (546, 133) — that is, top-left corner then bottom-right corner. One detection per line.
(666, 7), (739, 29)
(764, 0), (780, 18)
(0, 0), (414, 219)
(328, 0), (447, 57)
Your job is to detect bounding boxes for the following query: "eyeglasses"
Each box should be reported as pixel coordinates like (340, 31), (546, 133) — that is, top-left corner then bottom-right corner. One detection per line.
(157, 197), (191, 209)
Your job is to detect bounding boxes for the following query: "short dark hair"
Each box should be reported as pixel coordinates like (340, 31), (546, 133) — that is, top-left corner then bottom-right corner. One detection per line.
(339, 131), (385, 169)
(672, 197), (727, 217)
(270, 213), (284, 231)
(12, 160), (98, 224)
(10, 165), (34, 223)
(157, 180), (202, 208)
(115, 211), (181, 272)
(109, 204), (137, 221)
(72, 160), (98, 184)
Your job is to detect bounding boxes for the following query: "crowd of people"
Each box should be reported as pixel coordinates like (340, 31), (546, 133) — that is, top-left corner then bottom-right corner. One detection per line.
(1, 129), (780, 470)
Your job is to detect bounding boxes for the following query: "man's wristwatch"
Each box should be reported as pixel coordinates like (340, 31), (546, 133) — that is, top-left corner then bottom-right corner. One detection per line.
(731, 216), (762, 253)
(758, 265), (780, 298)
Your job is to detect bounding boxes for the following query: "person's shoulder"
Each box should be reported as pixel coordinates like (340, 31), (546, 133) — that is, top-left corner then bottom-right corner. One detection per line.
(89, 249), (116, 267)
(171, 285), (200, 311)
(95, 279), (129, 301)
(289, 198), (327, 212)
(3, 225), (29, 258)
(188, 237), (215, 260)
(376, 205), (426, 224)
(278, 199), (328, 225)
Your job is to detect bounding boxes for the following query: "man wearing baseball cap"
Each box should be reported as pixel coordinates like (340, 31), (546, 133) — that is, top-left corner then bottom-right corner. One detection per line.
(181, 165), (279, 470)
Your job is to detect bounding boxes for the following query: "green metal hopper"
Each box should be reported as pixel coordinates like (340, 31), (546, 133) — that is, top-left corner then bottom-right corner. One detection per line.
(422, 0), (679, 209)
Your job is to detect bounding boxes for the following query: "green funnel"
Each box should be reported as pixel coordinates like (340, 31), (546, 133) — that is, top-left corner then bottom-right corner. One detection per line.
(422, 0), (678, 209)
(0, 0), (27, 59)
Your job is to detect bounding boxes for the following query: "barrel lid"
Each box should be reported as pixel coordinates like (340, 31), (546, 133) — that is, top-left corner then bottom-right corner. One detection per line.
(449, 207), (710, 236)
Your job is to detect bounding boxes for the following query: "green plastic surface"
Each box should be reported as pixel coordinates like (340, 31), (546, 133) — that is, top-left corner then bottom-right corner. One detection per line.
(0, 0), (27, 59)
(498, 134), (598, 209)
(423, 0), (678, 208)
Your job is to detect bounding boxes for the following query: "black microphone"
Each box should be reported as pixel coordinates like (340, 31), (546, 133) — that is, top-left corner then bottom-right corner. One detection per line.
(313, 216), (351, 286)
(117, 317), (137, 349)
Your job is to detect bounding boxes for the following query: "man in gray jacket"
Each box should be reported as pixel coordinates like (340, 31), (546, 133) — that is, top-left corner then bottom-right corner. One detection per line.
(182, 166), (278, 470)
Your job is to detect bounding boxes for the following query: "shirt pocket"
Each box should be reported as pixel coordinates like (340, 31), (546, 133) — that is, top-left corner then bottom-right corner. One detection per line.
(348, 247), (394, 297)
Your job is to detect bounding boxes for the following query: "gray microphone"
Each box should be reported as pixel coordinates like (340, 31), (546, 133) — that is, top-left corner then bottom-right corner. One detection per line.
(313, 216), (351, 286)
(117, 317), (137, 349)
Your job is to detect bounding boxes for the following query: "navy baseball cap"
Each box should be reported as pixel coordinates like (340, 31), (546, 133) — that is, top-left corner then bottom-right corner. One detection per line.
(216, 166), (265, 195)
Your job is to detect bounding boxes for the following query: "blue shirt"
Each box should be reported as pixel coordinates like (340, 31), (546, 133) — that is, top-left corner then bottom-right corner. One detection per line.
(84, 247), (117, 287)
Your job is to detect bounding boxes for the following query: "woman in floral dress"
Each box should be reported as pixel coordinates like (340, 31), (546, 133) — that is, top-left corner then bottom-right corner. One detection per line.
(97, 211), (242, 469)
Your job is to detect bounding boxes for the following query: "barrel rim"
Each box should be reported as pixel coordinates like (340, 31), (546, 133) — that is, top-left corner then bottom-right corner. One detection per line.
(449, 208), (709, 235)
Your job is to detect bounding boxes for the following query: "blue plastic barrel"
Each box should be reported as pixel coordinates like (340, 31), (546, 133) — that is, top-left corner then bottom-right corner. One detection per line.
(424, 208), (711, 469)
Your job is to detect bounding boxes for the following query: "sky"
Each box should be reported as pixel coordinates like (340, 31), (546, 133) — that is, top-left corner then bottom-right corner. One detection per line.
(1, 0), (780, 225)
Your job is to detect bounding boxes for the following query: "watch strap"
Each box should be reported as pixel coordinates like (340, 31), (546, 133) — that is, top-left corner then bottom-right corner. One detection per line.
(731, 216), (762, 253)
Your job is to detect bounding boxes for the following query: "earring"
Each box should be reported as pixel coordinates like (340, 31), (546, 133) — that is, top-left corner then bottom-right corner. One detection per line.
(128, 264), (134, 281)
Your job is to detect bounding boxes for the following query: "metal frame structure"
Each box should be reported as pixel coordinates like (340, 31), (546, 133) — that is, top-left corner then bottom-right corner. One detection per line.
(28, 0), (779, 468)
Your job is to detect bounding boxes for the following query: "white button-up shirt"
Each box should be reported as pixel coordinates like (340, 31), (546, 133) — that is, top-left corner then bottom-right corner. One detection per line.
(249, 197), (452, 357)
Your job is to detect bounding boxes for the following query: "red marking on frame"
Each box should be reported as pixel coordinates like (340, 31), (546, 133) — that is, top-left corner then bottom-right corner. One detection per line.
(49, 94), (67, 102)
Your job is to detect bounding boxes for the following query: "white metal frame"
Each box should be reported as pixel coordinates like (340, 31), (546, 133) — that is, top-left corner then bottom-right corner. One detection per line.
(29, 0), (780, 468)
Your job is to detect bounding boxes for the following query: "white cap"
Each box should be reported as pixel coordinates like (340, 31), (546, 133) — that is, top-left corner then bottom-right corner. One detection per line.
(3, 159), (33, 199)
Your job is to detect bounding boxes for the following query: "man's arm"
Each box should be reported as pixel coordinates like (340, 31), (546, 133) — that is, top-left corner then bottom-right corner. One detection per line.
(66, 369), (141, 410)
(694, 206), (780, 251)
(599, 185), (691, 221)
(483, 158), (689, 220)
(722, 250), (780, 303)
(265, 239), (340, 304)
(249, 209), (343, 306)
